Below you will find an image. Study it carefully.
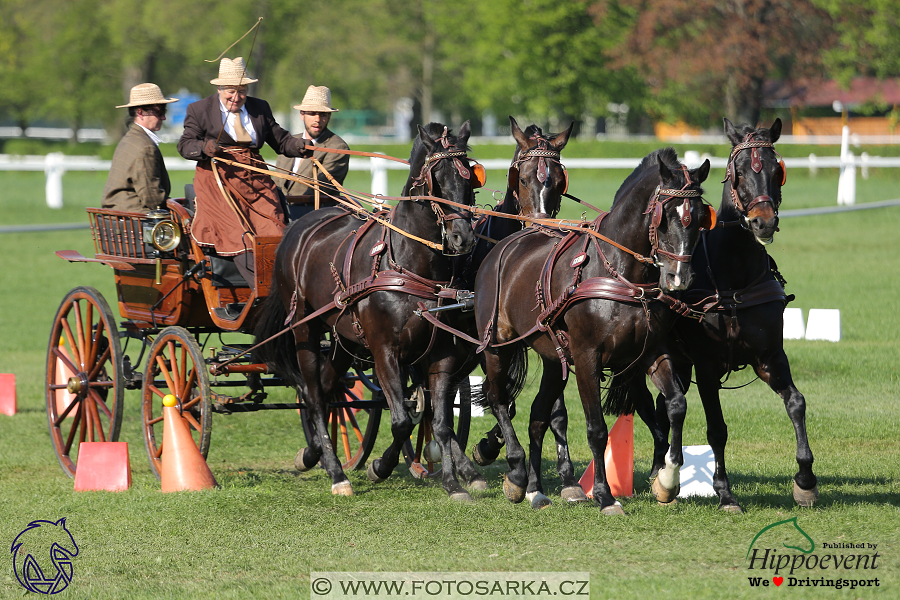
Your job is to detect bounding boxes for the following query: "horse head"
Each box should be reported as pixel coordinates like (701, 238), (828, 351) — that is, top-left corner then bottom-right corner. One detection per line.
(507, 116), (573, 219)
(723, 118), (785, 245)
(404, 121), (478, 255)
(650, 153), (712, 291)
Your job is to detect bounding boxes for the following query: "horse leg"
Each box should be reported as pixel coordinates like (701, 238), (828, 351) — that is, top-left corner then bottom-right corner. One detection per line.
(693, 369), (742, 512)
(294, 326), (353, 495)
(643, 361), (691, 479)
(757, 349), (819, 507)
(523, 363), (560, 509)
(444, 367), (488, 492)
(648, 356), (687, 505)
(483, 347), (528, 503)
(572, 355), (623, 515)
(549, 392), (587, 503)
(365, 347), (413, 484)
(472, 402), (514, 467)
(427, 356), (483, 501)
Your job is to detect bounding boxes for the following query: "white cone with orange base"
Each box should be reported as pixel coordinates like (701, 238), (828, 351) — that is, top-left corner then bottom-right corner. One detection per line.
(578, 414), (634, 498)
(160, 395), (217, 492)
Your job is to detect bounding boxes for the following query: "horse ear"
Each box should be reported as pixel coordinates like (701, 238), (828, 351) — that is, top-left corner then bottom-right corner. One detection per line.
(694, 159), (711, 184)
(724, 118), (742, 145)
(551, 121), (575, 151)
(417, 124), (436, 152)
(770, 118), (782, 143)
(509, 116), (529, 148)
(657, 154), (674, 183)
(457, 120), (472, 145)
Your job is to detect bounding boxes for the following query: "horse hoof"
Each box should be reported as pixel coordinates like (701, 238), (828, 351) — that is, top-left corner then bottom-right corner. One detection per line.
(527, 491), (552, 510)
(503, 476), (526, 504)
(294, 447), (315, 472)
(793, 482), (819, 507)
(450, 491), (474, 503)
(331, 481), (353, 496)
(601, 501), (625, 516)
(366, 461), (386, 483)
(651, 476), (679, 505)
(467, 478), (489, 492)
(720, 503), (743, 514)
(560, 486), (589, 503)
(472, 442), (496, 467)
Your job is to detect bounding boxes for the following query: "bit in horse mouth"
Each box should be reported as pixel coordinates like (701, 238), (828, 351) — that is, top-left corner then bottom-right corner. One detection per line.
(756, 235), (774, 246)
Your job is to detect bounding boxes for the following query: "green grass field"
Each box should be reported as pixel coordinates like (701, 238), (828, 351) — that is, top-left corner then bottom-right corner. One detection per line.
(0, 142), (898, 599)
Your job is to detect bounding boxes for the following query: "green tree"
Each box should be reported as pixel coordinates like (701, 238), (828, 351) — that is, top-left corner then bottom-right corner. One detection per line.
(815, 0), (900, 83)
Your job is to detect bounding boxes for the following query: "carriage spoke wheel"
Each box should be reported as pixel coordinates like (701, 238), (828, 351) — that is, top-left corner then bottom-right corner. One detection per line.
(300, 370), (381, 470)
(141, 326), (211, 480)
(403, 379), (471, 479)
(46, 287), (124, 478)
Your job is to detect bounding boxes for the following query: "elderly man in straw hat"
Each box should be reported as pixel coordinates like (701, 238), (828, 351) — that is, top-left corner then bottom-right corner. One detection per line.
(177, 57), (310, 291)
(275, 85), (350, 218)
(102, 83), (178, 212)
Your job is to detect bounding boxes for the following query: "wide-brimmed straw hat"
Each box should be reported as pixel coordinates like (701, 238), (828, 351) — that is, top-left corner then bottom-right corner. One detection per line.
(115, 83), (178, 108)
(293, 85), (339, 112)
(210, 57), (258, 86)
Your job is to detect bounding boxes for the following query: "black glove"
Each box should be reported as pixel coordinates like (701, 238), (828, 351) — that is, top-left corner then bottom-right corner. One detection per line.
(297, 139), (314, 158)
(202, 139), (219, 158)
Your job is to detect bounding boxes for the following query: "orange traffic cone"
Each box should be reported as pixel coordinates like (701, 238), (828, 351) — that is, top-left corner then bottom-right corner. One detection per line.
(54, 343), (75, 416)
(0, 373), (16, 416)
(578, 414), (634, 498)
(160, 395), (217, 492)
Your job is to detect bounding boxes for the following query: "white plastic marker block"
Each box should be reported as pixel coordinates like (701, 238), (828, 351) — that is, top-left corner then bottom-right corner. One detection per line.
(455, 375), (485, 417)
(805, 309), (841, 342)
(783, 307), (805, 340)
(677, 445), (717, 498)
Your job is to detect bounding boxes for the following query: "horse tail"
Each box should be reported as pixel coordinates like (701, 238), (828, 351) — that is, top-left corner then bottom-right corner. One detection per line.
(601, 373), (635, 416)
(472, 343), (529, 408)
(252, 291), (304, 387)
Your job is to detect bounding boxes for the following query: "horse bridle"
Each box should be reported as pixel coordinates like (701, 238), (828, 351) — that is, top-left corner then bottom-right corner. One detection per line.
(723, 135), (785, 221)
(408, 127), (478, 255)
(645, 164), (711, 266)
(507, 137), (566, 219)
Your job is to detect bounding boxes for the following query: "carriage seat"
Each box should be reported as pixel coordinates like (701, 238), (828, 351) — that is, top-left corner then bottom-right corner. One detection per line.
(206, 253), (250, 288)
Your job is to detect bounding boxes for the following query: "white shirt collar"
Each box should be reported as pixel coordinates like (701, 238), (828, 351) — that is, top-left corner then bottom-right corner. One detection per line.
(135, 123), (161, 146)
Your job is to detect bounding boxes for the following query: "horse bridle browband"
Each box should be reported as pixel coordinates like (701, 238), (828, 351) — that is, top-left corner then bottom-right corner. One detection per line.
(508, 137), (565, 218)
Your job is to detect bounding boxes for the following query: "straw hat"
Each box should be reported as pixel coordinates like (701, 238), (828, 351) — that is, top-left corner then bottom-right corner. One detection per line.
(210, 57), (258, 86)
(115, 83), (178, 108)
(293, 85), (339, 112)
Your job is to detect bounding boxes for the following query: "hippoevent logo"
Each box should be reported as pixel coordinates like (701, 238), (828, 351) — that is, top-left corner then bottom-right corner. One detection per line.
(746, 517), (881, 591)
(10, 518), (79, 594)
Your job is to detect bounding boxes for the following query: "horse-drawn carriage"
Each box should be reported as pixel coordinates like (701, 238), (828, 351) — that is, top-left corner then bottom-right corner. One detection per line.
(45, 139), (473, 485)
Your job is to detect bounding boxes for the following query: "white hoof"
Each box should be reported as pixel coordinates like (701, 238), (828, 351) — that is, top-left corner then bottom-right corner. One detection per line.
(560, 486), (589, 503)
(527, 491), (552, 510)
(450, 491), (474, 503)
(467, 478), (489, 492)
(331, 480), (353, 496)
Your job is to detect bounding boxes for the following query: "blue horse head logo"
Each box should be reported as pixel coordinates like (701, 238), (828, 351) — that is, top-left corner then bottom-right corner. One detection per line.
(11, 518), (79, 594)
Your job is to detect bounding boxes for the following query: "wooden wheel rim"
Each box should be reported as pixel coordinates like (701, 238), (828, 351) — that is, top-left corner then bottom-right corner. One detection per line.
(46, 287), (124, 478)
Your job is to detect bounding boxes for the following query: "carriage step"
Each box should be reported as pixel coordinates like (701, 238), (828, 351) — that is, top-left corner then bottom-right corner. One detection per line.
(213, 303), (245, 321)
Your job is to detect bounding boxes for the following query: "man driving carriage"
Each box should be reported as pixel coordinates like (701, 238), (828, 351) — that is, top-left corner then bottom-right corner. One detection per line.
(102, 83), (178, 212)
(177, 57), (312, 288)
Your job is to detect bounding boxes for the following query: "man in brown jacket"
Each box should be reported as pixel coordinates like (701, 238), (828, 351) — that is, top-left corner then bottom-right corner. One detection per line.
(102, 83), (178, 212)
(275, 85), (350, 219)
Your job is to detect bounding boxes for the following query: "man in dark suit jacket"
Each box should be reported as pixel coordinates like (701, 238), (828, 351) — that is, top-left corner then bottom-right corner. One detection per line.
(275, 86), (350, 213)
(177, 57), (310, 292)
(102, 83), (178, 212)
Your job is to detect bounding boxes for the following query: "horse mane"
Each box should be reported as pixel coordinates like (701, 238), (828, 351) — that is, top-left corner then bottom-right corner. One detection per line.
(611, 148), (681, 209)
(409, 123), (472, 160)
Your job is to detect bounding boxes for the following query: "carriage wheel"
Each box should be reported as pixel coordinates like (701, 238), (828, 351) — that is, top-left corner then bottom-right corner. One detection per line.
(141, 326), (211, 480)
(46, 287), (125, 478)
(403, 378), (471, 479)
(299, 369), (382, 470)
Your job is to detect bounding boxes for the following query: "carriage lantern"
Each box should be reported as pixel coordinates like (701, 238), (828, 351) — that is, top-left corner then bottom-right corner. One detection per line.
(142, 209), (182, 253)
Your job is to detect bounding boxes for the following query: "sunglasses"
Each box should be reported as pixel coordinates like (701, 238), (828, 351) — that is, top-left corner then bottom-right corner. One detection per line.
(141, 105), (167, 117)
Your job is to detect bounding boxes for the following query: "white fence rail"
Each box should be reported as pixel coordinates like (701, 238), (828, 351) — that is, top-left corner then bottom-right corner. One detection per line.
(2, 148), (898, 209)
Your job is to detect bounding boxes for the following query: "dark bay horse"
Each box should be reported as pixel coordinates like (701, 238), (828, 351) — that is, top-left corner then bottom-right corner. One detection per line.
(255, 122), (485, 499)
(473, 149), (712, 513)
(650, 118), (818, 511)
